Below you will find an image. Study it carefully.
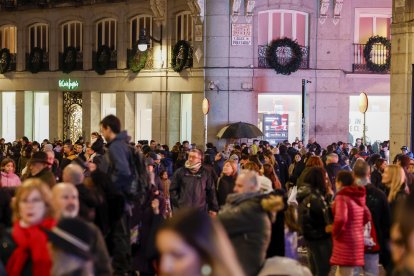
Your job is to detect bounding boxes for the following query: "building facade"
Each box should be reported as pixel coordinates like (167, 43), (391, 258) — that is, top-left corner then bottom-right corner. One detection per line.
(0, 0), (391, 148)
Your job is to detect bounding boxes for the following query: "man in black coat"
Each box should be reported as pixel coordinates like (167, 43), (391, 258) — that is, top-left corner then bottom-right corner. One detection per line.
(325, 153), (342, 193)
(353, 160), (391, 273)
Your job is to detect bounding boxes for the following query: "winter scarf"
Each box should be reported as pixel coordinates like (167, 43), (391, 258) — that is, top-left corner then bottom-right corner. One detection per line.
(185, 161), (202, 174)
(6, 218), (56, 276)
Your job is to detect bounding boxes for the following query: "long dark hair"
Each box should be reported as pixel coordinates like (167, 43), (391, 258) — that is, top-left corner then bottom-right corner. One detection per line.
(303, 167), (328, 195)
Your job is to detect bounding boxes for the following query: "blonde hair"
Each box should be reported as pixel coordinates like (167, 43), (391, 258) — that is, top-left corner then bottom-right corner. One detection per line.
(12, 178), (54, 222)
(386, 165), (406, 203)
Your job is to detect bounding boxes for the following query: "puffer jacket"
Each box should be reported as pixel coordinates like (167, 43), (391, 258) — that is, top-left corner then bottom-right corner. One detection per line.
(330, 185), (371, 267)
(170, 166), (219, 212)
(218, 192), (283, 276)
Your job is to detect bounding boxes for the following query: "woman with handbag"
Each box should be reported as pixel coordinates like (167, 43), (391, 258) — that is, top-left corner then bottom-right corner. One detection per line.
(298, 167), (333, 276)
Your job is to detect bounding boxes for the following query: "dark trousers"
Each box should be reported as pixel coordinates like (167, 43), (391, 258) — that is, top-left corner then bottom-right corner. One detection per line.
(111, 212), (132, 275)
(307, 238), (332, 276)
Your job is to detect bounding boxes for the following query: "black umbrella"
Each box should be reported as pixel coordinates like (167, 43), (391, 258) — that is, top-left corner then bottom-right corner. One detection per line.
(217, 122), (264, 139)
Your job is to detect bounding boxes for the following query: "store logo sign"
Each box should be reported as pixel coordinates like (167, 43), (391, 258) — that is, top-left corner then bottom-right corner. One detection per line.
(59, 79), (79, 90)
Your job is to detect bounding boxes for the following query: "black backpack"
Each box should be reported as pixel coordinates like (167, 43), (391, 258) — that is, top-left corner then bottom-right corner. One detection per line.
(128, 146), (149, 205)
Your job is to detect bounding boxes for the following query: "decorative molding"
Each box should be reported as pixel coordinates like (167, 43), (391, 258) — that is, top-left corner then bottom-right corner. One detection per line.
(245, 0), (255, 23)
(319, 0), (330, 24)
(333, 0), (344, 25)
(187, 0), (205, 23)
(232, 0), (242, 23)
(150, 0), (166, 22)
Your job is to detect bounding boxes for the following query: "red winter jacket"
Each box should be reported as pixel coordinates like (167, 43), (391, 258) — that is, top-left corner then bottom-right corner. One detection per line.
(330, 185), (371, 267)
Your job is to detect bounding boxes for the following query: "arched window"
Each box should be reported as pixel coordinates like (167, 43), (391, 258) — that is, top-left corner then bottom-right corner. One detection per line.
(61, 21), (83, 51)
(0, 25), (17, 53)
(258, 10), (309, 46)
(96, 18), (117, 50)
(130, 15), (152, 48)
(176, 12), (193, 42)
(29, 23), (48, 52)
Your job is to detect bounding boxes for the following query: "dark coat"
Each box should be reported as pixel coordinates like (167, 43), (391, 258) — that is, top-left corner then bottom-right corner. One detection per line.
(0, 188), (11, 227)
(76, 184), (98, 222)
(325, 163), (342, 192)
(370, 169), (384, 191)
(216, 175), (236, 207)
(218, 192), (272, 276)
(25, 168), (56, 188)
(170, 166), (219, 212)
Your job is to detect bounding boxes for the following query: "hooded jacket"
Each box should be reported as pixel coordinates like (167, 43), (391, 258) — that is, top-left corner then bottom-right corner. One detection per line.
(219, 192), (283, 276)
(330, 185), (371, 267)
(0, 172), (21, 187)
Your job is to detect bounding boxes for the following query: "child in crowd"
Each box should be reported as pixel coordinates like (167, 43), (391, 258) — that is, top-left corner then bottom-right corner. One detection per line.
(0, 158), (21, 187)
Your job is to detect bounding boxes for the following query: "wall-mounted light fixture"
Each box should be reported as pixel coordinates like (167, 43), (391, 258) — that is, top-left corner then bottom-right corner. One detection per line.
(137, 27), (162, 52)
(208, 81), (221, 93)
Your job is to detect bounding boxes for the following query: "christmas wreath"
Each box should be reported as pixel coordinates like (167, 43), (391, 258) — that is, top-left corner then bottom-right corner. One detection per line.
(363, 36), (391, 73)
(171, 40), (191, 72)
(95, 45), (111, 75)
(28, 47), (44, 73)
(266, 38), (303, 75)
(128, 44), (148, 74)
(0, 48), (11, 74)
(61, 46), (78, 74)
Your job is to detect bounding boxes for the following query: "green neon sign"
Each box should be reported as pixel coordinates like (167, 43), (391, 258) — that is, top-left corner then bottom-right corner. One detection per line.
(58, 79), (79, 90)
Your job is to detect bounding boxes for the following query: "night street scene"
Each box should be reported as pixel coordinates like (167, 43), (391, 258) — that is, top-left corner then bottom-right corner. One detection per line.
(1, 0), (414, 275)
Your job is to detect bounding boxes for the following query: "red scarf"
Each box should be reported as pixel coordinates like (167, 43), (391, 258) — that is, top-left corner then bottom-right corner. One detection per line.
(6, 218), (56, 276)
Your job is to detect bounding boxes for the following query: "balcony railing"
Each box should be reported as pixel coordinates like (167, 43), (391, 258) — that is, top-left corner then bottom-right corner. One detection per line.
(92, 49), (117, 70)
(26, 51), (49, 71)
(353, 43), (390, 73)
(258, 45), (309, 69)
(59, 50), (83, 71)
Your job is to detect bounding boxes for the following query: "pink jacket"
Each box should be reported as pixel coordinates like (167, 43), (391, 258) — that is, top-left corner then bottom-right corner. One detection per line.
(330, 185), (371, 267)
(1, 171), (21, 187)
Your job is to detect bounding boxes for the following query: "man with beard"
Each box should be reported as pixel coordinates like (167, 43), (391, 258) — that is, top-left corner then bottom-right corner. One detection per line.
(170, 148), (218, 215)
(51, 183), (112, 275)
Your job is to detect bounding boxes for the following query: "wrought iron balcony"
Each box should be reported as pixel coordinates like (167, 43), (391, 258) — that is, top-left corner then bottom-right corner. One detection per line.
(258, 45), (309, 69)
(92, 49), (117, 70)
(26, 51), (49, 71)
(352, 43), (390, 73)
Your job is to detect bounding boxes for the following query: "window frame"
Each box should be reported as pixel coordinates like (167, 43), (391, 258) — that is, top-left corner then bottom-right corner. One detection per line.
(61, 21), (83, 52)
(28, 23), (49, 52)
(258, 9), (309, 46)
(354, 8), (392, 43)
(129, 15), (153, 49)
(176, 11), (194, 42)
(96, 18), (117, 51)
(0, 25), (17, 53)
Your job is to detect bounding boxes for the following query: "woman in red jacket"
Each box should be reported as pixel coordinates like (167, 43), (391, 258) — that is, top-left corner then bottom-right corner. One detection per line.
(330, 171), (371, 276)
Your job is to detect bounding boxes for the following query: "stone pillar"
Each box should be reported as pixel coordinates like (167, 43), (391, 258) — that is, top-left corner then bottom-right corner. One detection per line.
(116, 91), (135, 139)
(117, 16), (127, 69)
(167, 92), (180, 147)
(82, 91), (101, 140)
(16, 27), (25, 71)
(15, 91), (26, 139)
(83, 22), (93, 70)
(192, 92), (205, 149)
(49, 90), (64, 141)
(49, 25), (59, 71)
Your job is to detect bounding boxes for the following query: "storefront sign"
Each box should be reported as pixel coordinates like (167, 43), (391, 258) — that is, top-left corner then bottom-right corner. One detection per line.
(58, 79), (79, 90)
(263, 114), (289, 143)
(232, 24), (252, 46)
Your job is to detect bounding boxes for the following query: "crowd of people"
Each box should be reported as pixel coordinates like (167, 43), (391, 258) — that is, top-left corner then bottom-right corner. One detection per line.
(0, 115), (414, 276)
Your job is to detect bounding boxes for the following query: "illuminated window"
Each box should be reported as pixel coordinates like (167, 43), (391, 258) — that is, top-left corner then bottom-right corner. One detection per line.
(135, 93), (152, 141)
(61, 21), (83, 51)
(96, 19), (117, 50)
(0, 25), (17, 53)
(29, 23), (48, 52)
(355, 9), (391, 43)
(130, 15), (152, 48)
(101, 93), (116, 119)
(1, 92), (16, 142)
(34, 92), (49, 141)
(176, 12), (193, 42)
(180, 94), (192, 142)
(258, 10), (309, 46)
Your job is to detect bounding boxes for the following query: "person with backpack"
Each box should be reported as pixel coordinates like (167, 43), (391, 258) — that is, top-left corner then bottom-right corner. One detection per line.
(100, 115), (134, 276)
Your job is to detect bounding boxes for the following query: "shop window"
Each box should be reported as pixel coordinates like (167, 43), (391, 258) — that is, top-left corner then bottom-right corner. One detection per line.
(176, 12), (193, 42)
(258, 10), (309, 46)
(1, 92), (16, 142)
(29, 23), (48, 52)
(135, 93), (152, 142)
(130, 15), (152, 48)
(349, 95), (390, 145)
(34, 92), (49, 141)
(355, 9), (391, 43)
(101, 93), (116, 119)
(0, 25), (17, 53)
(258, 94), (301, 144)
(96, 18), (117, 50)
(180, 94), (192, 142)
(61, 21), (83, 51)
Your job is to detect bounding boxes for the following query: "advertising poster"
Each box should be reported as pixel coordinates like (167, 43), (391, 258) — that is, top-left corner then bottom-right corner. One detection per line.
(231, 24), (252, 45)
(263, 114), (289, 143)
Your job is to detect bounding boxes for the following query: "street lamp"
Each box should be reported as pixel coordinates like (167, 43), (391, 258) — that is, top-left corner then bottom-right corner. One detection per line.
(137, 27), (162, 52)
